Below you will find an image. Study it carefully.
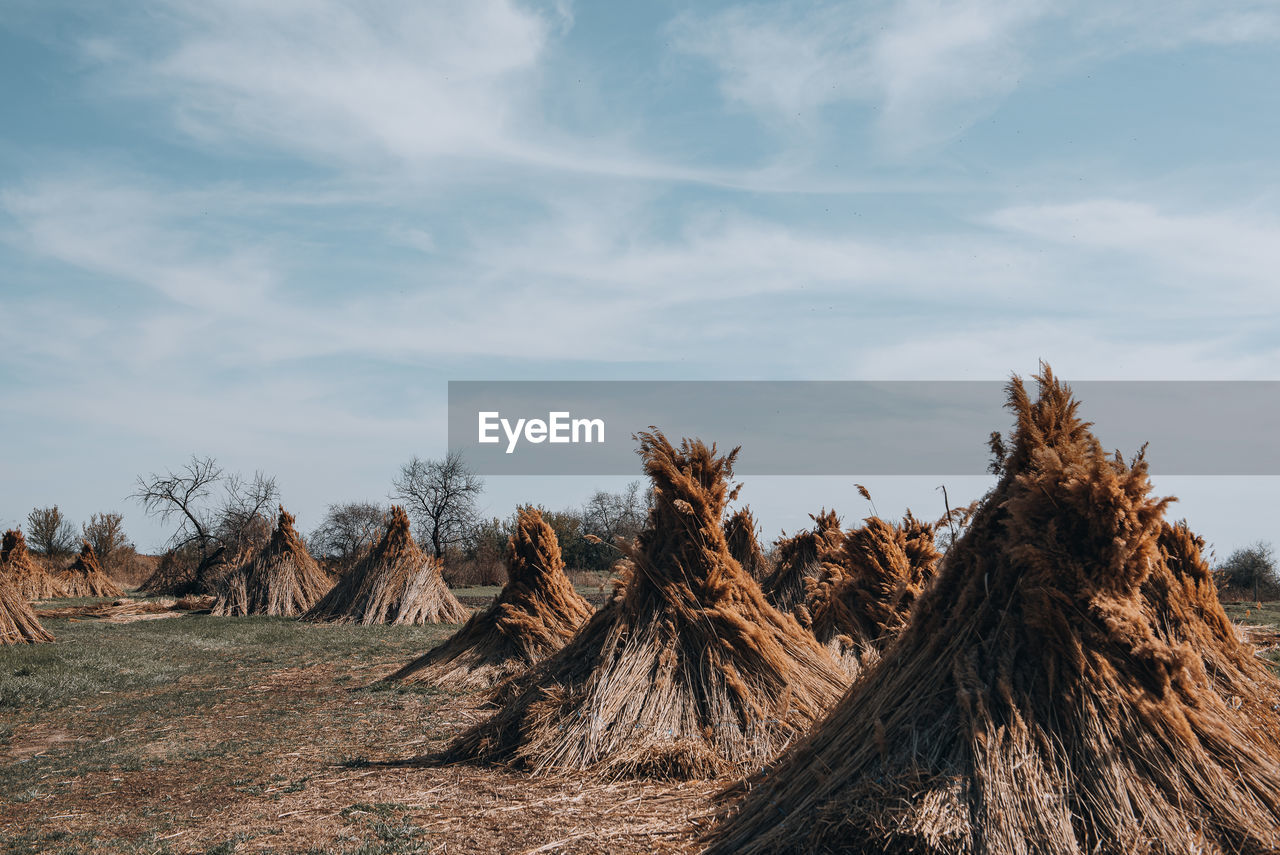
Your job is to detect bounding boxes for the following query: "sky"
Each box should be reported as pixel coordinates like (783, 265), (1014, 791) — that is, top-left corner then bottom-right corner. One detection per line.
(2, 0), (1279, 556)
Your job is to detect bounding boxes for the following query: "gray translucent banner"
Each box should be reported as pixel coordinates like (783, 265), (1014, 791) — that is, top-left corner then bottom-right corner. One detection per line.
(447, 381), (1280, 476)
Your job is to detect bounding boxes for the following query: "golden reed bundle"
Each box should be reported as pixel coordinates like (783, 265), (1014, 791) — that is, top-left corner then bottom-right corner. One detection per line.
(385, 506), (592, 689)
(59, 540), (124, 599)
(213, 507), (332, 617)
(0, 576), (51, 644)
(1, 529), (69, 600)
(760, 509), (843, 613)
(304, 506), (467, 625)
(798, 512), (940, 676)
(0, 570), (52, 644)
(433, 431), (846, 780)
(724, 506), (768, 581)
(706, 367), (1280, 854)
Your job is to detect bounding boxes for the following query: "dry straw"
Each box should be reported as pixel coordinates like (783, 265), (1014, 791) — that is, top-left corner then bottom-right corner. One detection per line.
(385, 506), (593, 689)
(212, 506), (332, 617)
(1149, 519), (1280, 728)
(304, 506), (467, 625)
(140, 550), (191, 596)
(723, 506), (768, 581)
(0, 573), (52, 644)
(706, 367), (1280, 854)
(760, 509), (843, 613)
(59, 540), (124, 599)
(434, 430), (846, 780)
(798, 512), (940, 676)
(1, 529), (70, 600)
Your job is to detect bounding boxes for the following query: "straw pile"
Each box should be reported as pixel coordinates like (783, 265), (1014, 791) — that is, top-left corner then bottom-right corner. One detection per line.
(0, 574), (52, 644)
(723, 507), (768, 581)
(761, 510), (842, 613)
(1148, 519), (1280, 724)
(212, 507), (332, 617)
(706, 367), (1280, 854)
(798, 512), (940, 676)
(304, 506), (467, 625)
(59, 541), (124, 599)
(140, 548), (195, 596)
(1, 529), (70, 600)
(385, 507), (593, 689)
(435, 430), (846, 780)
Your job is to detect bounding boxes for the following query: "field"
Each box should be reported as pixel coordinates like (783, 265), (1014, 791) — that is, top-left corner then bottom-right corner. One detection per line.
(0, 593), (716, 855)
(5, 590), (1279, 855)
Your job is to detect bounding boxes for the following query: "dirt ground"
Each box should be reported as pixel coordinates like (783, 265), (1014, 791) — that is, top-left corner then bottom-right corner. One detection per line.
(0, 600), (721, 854)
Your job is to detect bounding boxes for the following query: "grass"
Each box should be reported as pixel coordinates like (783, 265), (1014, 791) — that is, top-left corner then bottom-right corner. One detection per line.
(0, 614), (459, 853)
(1223, 600), (1280, 626)
(1224, 600), (1280, 666)
(0, 615), (453, 712)
(0, 599), (716, 854)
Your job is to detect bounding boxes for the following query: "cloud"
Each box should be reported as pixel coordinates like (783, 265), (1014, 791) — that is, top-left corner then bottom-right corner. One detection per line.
(671, 0), (1280, 153)
(2, 178), (276, 317)
(9, 175), (1280, 384)
(986, 198), (1280, 303)
(91, 0), (551, 168)
(70, 0), (751, 188)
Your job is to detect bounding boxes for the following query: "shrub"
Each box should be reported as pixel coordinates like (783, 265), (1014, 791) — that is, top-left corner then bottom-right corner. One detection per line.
(1216, 541), (1280, 601)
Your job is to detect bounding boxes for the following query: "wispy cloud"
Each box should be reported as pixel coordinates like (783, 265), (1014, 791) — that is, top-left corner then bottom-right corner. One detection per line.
(986, 199), (1280, 303)
(116, 0), (551, 167)
(9, 174), (1278, 389)
(672, 0), (1280, 154)
(73, 0), (768, 189)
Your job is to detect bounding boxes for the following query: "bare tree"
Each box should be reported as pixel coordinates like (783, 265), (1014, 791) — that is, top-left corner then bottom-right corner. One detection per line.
(1217, 541), (1279, 601)
(215, 471), (279, 561)
(82, 512), (132, 572)
(310, 501), (386, 572)
(132, 455), (279, 591)
(581, 480), (648, 547)
(391, 451), (484, 560)
(26, 506), (78, 557)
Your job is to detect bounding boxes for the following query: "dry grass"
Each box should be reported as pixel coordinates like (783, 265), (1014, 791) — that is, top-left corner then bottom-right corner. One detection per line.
(434, 431), (846, 780)
(305, 506), (468, 625)
(385, 506), (593, 690)
(35, 597), (213, 624)
(139, 549), (195, 597)
(760, 510), (842, 613)
(1147, 519), (1280, 725)
(723, 507), (767, 581)
(798, 512), (940, 676)
(707, 367), (1280, 854)
(0, 575), (52, 645)
(1, 530), (70, 601)
(213, 507), (333, 618)
(58, 542), (124, 600)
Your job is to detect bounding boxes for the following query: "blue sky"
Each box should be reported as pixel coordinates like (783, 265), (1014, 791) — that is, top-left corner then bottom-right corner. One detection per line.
(2, 0), (1279, 555)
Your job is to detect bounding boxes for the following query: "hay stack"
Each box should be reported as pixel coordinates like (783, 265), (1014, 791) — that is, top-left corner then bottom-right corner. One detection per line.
(59, 541), (124, 599)
(385, 507), (593, 689)
(0, 574), (52, 644)
(435, 431), (846, 780)
(799, 513), (940, 675)
(760, 509), (843, 612)
(212, 507), (332, 617)
(706, 368), (1280, 854)
(304, 506), (466, 625)
(723, 507), (767, 580)
(140, 548), (193, 596)
(1, 529), (70, 600)
(1148, 519), (1280, 724)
